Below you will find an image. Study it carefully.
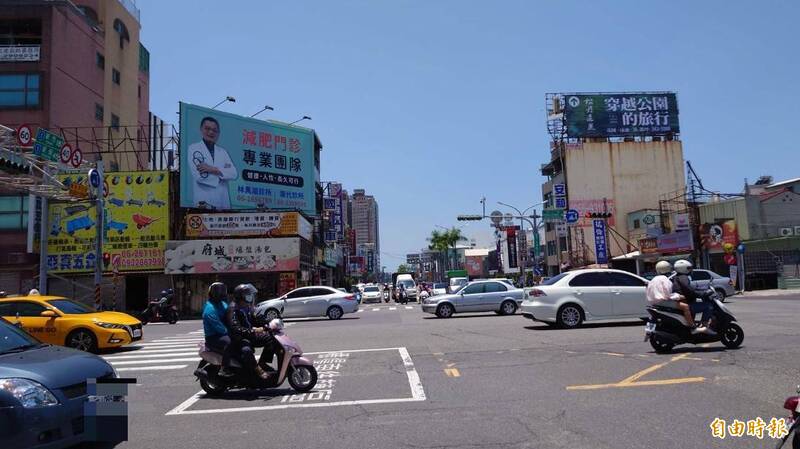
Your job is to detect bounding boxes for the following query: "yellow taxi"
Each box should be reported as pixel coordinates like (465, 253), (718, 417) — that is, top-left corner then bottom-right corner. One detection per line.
(0, 294), (143, 352)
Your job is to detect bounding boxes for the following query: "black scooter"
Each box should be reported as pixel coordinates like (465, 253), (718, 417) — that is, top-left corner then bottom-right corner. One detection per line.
(644, 288), (743, 353)
(141, 293), (178, 325)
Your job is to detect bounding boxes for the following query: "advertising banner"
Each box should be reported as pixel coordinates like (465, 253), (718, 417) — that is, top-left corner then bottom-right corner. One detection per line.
(638, 237), (659, 254)
(700, 220), (738, 251)
(506, 226), (518, 269)
(279, 272), (297, 295)
(47, 171), (169, 273)
(185, 211), (311, 240)
(164, 237), (300, 274)
(563, 93), (679, 138)
(0, 46), (40, 61)
(568, 198), (617, 227)
(465, 255), (484, 277)
(593, 219), (608, 264)
(673, 213), (690, 232)
(657, 231), (694, 255)
(179, 103), (316, 216)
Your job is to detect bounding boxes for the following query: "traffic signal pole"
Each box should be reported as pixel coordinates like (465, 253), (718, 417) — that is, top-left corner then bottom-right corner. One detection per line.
(93, 163), (104, 310)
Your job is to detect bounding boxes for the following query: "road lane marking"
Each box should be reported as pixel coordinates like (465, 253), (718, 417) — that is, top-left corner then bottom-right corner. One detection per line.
(371, 308), (380, 311)
(405, 306), (413, 310)
(389, 307), (397, 310)
(111, 357), (201, 366)
(618, 353), (690, 385)
(116, 365), (188, 372)
(566, 377), (705, 391)
(444, 368), (461, 377)
(114, 347), (200, 355)
(600, 352), (625, 357)
(104, 352), (198, 361)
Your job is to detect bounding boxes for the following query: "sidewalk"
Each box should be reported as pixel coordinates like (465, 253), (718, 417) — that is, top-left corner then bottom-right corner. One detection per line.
(737, 289), (800, 298)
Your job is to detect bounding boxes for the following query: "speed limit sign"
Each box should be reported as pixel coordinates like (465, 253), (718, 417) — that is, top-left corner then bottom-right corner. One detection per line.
(59, 144), (73, 164)
(16, 124), (32, 146)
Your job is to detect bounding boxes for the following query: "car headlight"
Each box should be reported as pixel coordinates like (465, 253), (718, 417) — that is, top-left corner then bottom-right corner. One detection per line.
(0, 378), (59, 408)
(95, 322), (125, 329)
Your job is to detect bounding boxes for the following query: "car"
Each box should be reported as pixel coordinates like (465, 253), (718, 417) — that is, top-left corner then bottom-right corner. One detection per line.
(395, 275), (418, 301)
(669, 269), (735, 300)
(520, 269), (649, 329)
(361, 285), (382, 304)
(431, 282), (448, 296)
(255, 286), (359, 321)
(448, 277), (469, 293)
(0, 316), (116, 448)
(0, 294), (143, 353)
(421, 280), (525, 318)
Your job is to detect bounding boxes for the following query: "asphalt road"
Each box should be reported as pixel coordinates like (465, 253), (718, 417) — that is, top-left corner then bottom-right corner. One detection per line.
(93, 295), (799, 449)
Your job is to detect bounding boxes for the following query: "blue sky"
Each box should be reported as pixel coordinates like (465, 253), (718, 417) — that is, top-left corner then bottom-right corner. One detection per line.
(139, 0), (799, 270)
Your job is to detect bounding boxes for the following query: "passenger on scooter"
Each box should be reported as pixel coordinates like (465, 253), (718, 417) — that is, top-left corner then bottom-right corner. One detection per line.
(646, 261), (698, 331)
(226, 284), (272, 380)
(202, 282), (235, 377)
(673, 260), (714, 335)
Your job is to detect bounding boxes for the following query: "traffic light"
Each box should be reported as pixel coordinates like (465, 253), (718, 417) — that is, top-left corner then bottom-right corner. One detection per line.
(457, 215), (483, 221)
(584, 211), (613, 219)
(1, 156), (31, 175)
(102, 252), (111, 268)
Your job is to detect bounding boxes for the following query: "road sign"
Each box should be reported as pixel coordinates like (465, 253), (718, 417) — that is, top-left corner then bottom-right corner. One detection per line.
(503, 213), (514, 224)
(16, 124), (32, 146)
(33, 128), (65, 162)
(565, 209), (579, 224)
(542, 208), (564, 222)
(88, 168), (101, 189)
(556, 221), (568, 237)
(593, 219), (608, 264)
(70, 148), (83, 168)
(59, 144), (73, 164)
(490, 211), (503, 225)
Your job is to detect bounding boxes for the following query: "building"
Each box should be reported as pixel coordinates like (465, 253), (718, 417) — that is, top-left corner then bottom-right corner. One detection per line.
(350, 189), (380, 275)
(540, 92), (685, 276)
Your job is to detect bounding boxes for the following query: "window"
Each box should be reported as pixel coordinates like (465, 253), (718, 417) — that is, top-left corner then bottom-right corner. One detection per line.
(633, 219), (641, 229)
(310, 288), (333, 296)
(113, 19), (130, 49)
(0, 302), (16, 316)
(484, 282), (507, 293)
(286, 288), (310, 299)
(15, 302), (46, 317)
(0, 73), (40, 108)
(542, 273), (568, 286)
(96, 52), (105, 69)
(462, 283), (484, 295)
(94, 103), (103, 121)
(47, 300), (92, 314)
(607, 272), (647, 287)
(0, 19), (42, 45)
(690, 270), (712, 281)
(111, 114), (120, 130)
(112, 68), (120, 85)
(569, 272), (609, 287)
(0, 195), (28, 230)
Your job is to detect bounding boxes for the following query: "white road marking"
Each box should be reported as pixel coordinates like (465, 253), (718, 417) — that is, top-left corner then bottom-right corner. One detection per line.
(151, 338), (205, 343)
(104, 352), (198, 361)
(111, 357), (200, 366)
(117, 347), (199, 355)
(389, 307), (397, 310)
(405, 306), (413, 310)
(371, 308), (380, 311)
(357, 309), (365, 313)
(137, 341), (203, 347)
(116, 365), (188, 372)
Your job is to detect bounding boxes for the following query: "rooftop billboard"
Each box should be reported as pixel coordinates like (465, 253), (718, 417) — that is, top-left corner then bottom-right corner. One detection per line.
(562, 92), (679, 138)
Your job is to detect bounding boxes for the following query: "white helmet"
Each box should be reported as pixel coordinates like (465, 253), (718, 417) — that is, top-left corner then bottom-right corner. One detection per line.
(674, 260), (693, 274)
(655, 261), (672, 275)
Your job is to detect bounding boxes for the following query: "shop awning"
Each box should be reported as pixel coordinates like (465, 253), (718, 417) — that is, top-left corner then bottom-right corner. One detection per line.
(613, 251), (640, 260)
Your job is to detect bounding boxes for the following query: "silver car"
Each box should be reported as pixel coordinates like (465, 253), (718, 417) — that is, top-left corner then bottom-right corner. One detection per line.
(361, 285), (383, 304)
(255, 286), (359, 321)
(669, 269), (736, 300)
(421, 280), (525, 318)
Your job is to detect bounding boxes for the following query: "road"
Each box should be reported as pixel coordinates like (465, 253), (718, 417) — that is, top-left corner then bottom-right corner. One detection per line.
(98, 295), (799, 449)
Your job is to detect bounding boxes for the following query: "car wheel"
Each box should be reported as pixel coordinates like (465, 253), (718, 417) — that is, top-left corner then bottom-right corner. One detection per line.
(720, 323), (744, 349)
(714, 288), (727, 302)
(649, 334), (674, 353)
(436, 303), (454, 318)
(556, 304), (583, 329)
(500, 300), (517, 316)
(327, 306), (343, 320)
(66, 329), (98, 353)
(288, 365), (318, 392)
(264, 308), (280, 322)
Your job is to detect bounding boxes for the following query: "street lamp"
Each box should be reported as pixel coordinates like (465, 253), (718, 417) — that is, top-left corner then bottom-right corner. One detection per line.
(250, 105), (275, 118)
(497, 201), (546, 287)
(289, 115), (312, 126)
(211, 96), (236, 110)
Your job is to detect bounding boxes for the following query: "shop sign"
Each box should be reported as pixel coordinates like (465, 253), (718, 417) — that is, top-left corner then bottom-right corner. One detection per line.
(638, 237), (659, 254)
(185, 211), (312, 240)
(657, 231), (694, 255)
(164, 237), (300, 274)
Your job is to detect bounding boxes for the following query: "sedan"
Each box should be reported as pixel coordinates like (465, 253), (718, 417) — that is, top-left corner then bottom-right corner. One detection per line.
(0, 317), (116, 448)
(421, 280), (525, 318)
(255, 286), (359, 321)
(361, 285), (383, 304)
(670, 269), (736, 300)
(521, 269), (649, 329)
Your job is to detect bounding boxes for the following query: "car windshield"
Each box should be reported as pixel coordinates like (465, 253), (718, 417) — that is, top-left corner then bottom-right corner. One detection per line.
(47, 299), (94, 314)
(0, 318), (41, 353)
(364, 286), (379, 292)
(398, 280), (415, 288)
(541, 273), (569, 286)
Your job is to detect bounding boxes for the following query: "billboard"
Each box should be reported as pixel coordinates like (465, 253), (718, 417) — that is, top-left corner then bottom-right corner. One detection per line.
(657, 231), (694, 255)
(700, 220), (738, 251)
(563, 93), (679, 138)
(46, 171), (169, 273)
(506, 226), (518, 269)
(465, 255), (485, 277)
(185, 211), (312, 240)
(164, 237), (300, 274)
(593, 220), (608, 264)
(179, 103), (316, 216)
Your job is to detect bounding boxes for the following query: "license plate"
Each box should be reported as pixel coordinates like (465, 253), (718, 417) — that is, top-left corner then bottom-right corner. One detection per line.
(132, 329), (142, 338)
(644, 322), (656, 333)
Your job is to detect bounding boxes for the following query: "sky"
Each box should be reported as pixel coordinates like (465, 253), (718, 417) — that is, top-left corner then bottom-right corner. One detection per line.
(138, 0), (800, 271)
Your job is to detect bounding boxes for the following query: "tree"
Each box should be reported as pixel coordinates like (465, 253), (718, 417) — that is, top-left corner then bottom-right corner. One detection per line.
(397, 264), (410, 274)
(427, 227), (467, 272)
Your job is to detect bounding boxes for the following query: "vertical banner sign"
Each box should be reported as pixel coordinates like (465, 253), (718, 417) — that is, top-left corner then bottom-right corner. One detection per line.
(179, 103), (316, 216)
(507, 227), (518, 269)
(553, 184), (567, 210)
(563, 93), (680, 138)
(593, 219), (608, 264)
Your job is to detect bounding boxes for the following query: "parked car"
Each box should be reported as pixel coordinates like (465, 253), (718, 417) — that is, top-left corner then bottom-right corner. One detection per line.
(669, 269), (735, 300)
(0, 294), (143, 353)
(421, 280), (525, 318)
(520, 269), (649, 329)
(0, 316), (117, 448)
(361, 285), (382, 304)
(448, 277), (469, 293)
(255, 286), (359, 321)
(431, 282), (448, 296)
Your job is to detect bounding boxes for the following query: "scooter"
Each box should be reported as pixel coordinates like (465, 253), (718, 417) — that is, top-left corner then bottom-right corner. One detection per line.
(776, 386), (800, 449)
(383, 289), (390, 303)
(193, 319), (317, 396)
(140, 294), (178, 325)
(644, 288), (744, 353)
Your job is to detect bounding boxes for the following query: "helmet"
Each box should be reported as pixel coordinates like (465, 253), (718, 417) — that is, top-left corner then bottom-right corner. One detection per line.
(233, 283), (258, 304)
(28, 288), (40, 296)
(208, 282), (228, 302)
(655, 261), (672, 275)
(674, 260), (693, 274)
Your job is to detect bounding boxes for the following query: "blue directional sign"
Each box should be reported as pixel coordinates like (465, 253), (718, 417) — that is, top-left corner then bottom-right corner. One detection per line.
(593, 219), (608, 264)
(565, 209), (579, 224)
(88, 169), (101, 189)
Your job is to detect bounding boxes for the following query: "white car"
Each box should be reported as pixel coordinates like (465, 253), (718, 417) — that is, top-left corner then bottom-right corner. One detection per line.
(520, 269), (649, 328)
(431, 282), (448, 296)
(361, 285), (383, 304)
(255, 286), (359, 321)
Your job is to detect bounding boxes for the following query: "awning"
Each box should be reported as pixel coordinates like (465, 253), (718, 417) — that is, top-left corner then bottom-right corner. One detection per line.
(613, 251), (640, 260)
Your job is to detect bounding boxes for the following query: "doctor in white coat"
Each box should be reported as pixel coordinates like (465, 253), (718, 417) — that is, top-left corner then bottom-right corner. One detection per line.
(188, 116), (238, 209)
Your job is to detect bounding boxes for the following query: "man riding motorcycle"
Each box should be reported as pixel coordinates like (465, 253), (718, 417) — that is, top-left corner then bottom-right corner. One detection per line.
(226, 283), (283, 380)
(673, 260), (714, 335)
(202, 282), (235, 377)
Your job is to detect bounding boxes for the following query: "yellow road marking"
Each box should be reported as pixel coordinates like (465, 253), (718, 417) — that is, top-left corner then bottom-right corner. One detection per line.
(600, 352), (625, 357)
(444, 368), (460, 378)
(566, 377), (705, 391)
(618, 353), (689, 385)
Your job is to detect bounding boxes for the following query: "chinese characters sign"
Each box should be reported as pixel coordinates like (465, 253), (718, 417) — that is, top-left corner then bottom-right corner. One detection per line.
(185, 211), (312, 240)
(164, 238), (300, 274)
(564, 93), (679, 138)
(47, 171), (169, 273)
(179, 103), (316, 216)
(593, 219), (608, 264)
(0, 46), (40, 61)
(657, 231), (694, 255)
(33, 128), (65, 162)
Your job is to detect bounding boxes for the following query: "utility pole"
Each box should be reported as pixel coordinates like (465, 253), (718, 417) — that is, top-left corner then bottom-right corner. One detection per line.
(603, 197), (610, 268)
(38, 174), (49, 294)
(91, 163), (104, 310)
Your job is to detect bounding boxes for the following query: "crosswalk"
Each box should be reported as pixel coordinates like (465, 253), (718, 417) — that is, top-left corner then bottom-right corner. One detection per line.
(103, 329), (205, 373)
(358, 305), (416, 313)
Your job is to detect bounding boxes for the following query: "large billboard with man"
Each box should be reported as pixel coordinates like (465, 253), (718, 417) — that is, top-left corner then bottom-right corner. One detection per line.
(179, 103), (316, 216)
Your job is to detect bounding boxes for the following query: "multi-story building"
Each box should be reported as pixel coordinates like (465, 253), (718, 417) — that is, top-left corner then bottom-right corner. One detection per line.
(350, 189), (380, 274)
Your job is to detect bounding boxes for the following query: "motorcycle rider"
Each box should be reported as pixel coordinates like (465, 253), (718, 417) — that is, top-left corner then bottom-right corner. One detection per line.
(398, 283), (406, 304)
(202, 282), (235, 377)
(672, 260), (714, 335)
(226, 284), (273, 380)
(646, 261), (701, 333)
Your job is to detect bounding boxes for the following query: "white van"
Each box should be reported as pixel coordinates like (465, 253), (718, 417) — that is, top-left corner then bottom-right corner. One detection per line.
(395, 274), (418, 300)
(448, 277), (469, 293)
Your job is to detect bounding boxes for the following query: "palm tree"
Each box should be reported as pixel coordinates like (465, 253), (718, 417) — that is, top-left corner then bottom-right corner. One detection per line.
(443, 227), (467, 270)
(427, 227), (467, 272)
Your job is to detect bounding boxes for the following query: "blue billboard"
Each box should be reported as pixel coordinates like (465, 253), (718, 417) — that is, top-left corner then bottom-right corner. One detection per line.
(179, 102), (317, 216)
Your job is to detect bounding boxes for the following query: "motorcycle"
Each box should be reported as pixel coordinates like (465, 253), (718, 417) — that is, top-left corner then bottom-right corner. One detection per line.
(776, 386), (800, 449)
(644, 288), (744, 353)
(141, 293), (178, 325)
(193, 319), (317, 396)
(383, 287), (390, 303)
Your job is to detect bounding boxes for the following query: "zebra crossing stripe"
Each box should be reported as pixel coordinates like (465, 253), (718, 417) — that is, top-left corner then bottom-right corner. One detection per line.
(104, 352), (198, 361)
(110, 357), (200, 366)
(116, 365), (188, 372)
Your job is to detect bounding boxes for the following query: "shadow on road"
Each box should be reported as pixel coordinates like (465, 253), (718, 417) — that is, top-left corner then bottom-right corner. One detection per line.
(524, 321), (644, 331)
(653, 345), (734, 355)
(422, 313), (517, 320)
(198, 388), (295, 402)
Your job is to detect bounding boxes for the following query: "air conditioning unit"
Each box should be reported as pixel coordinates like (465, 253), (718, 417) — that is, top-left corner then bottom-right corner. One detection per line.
(779, 227), (795, 237)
